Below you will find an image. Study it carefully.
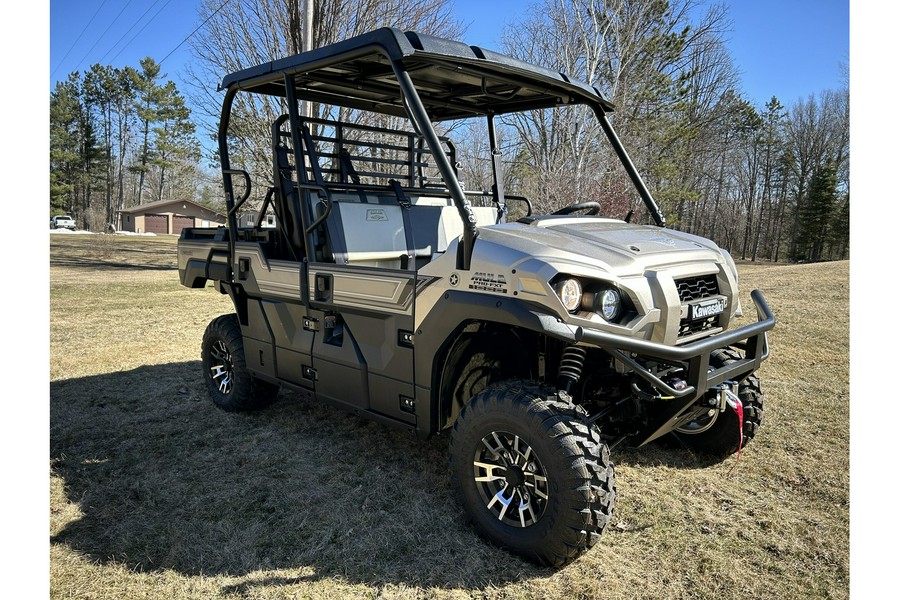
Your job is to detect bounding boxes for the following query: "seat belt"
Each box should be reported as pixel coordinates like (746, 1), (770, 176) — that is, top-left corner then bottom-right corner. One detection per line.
(339, 148), (368, 203)
(389, 179), (417, 270)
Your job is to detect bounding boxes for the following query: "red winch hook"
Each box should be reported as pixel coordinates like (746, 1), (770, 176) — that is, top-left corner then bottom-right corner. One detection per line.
(722, 386), (744, 475)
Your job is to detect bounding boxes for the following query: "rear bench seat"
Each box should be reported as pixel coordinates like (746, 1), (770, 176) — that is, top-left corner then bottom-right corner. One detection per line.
(327, 192), (496, 269)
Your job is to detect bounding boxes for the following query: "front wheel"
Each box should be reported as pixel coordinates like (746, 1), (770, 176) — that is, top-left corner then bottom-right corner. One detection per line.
(201, 314), (280, 412)
(449, 380), (616, 567)
(669, 347), (764, 455)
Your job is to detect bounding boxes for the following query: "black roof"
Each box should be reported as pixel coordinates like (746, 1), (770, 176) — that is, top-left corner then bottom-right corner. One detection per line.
(220, 28), (614, 120)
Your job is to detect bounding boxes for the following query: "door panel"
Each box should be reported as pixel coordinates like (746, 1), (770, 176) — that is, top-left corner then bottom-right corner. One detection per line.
(235, 243), (316, 390)
(311, 266), (415, 315)
(261, 301), (316, 389)
(308, 263), (417, 424)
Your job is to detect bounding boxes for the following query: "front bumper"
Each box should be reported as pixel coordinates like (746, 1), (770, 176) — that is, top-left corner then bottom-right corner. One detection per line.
(574, 289), (775, 445)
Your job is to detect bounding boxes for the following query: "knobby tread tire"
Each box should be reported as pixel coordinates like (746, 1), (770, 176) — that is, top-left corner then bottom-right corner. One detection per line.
(201, 314), (280, 412)
(449, 380), (615, 567)
(671, 347), (764, 455)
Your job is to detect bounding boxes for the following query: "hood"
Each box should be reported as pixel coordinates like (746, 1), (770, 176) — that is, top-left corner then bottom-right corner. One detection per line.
(540, 219), (715, 254)
(474, 217), (724, 274)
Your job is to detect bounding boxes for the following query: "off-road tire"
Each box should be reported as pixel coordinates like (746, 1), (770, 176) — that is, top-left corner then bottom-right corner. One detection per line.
(670, 347), (764, 455)
(442, 331), (528, 427)
(449, 380), (615, 567)
(201, 314), (280, 412)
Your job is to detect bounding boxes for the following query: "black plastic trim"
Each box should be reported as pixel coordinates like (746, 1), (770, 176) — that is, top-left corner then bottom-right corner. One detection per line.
(574, 290), (775, 445)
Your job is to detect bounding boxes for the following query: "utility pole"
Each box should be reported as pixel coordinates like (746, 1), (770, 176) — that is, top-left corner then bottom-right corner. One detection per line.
(301, 0), (314, 118)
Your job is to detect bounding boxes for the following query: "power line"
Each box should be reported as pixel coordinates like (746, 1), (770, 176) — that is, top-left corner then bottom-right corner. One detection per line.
(50, 0), (110, 78)
(159, 0), (236, 66)
(71, 0), (138, 73)
(54, 0), (236, 81)
(108, 0), (176, 65)
(96, 0), (167, 66)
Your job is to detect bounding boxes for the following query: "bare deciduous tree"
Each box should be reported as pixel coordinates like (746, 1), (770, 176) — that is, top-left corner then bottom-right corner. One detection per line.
(186, 0), (463, 209)
(498, 0), (732, 220)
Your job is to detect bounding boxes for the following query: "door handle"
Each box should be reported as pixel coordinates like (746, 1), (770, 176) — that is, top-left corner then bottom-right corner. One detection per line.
(315, 273), (332, 301)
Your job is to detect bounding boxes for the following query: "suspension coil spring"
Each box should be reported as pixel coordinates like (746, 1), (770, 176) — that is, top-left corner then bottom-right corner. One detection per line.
(558, 345), (587, 393)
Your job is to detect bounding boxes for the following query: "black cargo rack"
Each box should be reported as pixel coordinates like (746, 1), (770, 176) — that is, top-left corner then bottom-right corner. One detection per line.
(276, 116), (457, 189)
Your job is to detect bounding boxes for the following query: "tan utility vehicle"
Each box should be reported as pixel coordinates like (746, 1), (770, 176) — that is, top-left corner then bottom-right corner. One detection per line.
(178, 28), (775, 566)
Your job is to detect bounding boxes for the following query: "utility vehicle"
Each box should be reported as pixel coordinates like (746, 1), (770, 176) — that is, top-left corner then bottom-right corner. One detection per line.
(178, 28), (775, 566)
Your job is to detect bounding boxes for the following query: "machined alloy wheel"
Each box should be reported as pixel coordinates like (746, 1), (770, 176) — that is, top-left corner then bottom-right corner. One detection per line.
(668, 347), (764, 455)
(208, 340), (235, 395)
(450, 380), (615, 567)
(473, 431), (549, 528)
(201, 314), (280, 412)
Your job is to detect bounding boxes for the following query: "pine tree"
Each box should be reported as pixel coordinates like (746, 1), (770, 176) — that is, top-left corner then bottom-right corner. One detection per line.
(130, 58), (166, 206)
(150, 82), (197, 202)
(50, 73), (105, 229)
(828, 193), (849, 260)
(792, 164), (837, 262)
(50, 78), (82, 214)
(52, 59), (200, 227)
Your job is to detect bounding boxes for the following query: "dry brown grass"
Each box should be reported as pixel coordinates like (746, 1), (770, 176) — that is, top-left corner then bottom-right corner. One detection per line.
(50, 234), (849, 599)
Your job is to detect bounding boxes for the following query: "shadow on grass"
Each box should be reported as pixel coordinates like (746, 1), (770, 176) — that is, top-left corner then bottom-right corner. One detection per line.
(50, 235), (178, 271)
(51, 364), (727, 593)
(50, 363), (546, 591)
(613, 444), (730, 470)
(50, 251), (177, 272)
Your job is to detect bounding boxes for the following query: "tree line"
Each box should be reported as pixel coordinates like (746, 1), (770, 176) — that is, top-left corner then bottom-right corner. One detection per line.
(456, 0), (848, 263)
(51, 0), (848, 263)
(50, 58), (201, 231)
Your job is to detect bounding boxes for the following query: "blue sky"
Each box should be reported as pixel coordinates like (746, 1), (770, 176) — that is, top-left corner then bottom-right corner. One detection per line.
(49, 0), (849, 109)
(457, 0), (850, 106)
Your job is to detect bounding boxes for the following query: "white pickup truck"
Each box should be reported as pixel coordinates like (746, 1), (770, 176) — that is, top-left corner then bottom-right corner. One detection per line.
(50, 215), (76, 230)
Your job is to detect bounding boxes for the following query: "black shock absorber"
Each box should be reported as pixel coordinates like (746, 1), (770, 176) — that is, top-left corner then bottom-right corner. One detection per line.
(558, 345), (587, 395)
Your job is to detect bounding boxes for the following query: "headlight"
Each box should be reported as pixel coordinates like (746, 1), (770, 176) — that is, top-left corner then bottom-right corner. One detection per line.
(554, 278), (582, 312)
(579, 287), (623, 321)
(597, 288), (621, 321)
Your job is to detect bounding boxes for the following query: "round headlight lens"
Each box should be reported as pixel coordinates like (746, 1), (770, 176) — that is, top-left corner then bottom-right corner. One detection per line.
(556, 278), (582, 312)
(598, 289), (621, 321)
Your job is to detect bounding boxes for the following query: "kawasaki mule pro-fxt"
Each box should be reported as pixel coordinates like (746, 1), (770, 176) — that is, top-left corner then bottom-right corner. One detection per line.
(177, 28), (775, 566)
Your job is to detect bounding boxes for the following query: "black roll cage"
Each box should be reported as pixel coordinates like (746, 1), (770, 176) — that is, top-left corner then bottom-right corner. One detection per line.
(216, 27), (665, 271)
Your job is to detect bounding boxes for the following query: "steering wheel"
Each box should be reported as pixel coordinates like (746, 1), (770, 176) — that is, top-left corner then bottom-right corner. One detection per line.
(552, 201), (601, 216)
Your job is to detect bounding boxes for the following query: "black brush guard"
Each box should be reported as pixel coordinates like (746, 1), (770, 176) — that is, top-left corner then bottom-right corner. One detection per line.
(573, 289), (775, 446)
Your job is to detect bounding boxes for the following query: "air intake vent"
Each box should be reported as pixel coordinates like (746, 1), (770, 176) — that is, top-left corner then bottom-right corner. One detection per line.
(675, 275), (719, 302)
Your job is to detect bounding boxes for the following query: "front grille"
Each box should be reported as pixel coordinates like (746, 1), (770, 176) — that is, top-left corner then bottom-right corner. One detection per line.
(675, 274), (721, 340)
(675, 274), (719, 302)
(679, 316), (720, 338)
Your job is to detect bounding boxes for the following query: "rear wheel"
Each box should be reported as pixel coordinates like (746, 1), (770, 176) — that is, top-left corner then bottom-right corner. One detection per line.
(201, 314), (280, 412)
(670, 347), (764, 454)
(450, 380), (615, 567)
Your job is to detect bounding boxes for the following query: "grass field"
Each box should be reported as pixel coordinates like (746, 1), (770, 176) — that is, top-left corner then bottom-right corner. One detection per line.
(49, 234), (849, 599)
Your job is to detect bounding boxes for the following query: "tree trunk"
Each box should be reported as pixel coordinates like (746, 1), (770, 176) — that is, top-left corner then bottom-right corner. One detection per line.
(138, 111), (150, 205)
